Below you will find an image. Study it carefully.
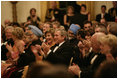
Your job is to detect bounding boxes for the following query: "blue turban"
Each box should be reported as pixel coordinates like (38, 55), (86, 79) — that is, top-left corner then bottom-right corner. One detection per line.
(28, 25), (43, 37)
(69, 24), (81, 35)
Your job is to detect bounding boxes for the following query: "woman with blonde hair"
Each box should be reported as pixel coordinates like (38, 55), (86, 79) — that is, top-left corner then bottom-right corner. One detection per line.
(6, 27), (25, 62)
(99, 34), (117, 60)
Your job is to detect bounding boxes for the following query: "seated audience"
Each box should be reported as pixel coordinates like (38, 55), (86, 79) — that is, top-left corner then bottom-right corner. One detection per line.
(31, 28), (55, 61)
(69, 33), (106, 78)
(37, 29), (73, 66)
(6, 27), (25, 62)
(17, 25), (42, 67)
(1, 2), (117, 78)
(67, 24), (83, 67)
(2, 27), (25, 78)
(2, 25), (43, 78)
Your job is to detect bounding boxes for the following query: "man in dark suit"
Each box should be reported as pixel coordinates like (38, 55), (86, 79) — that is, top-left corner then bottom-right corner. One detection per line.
(44, 29), (73, 66)
(108, 1), (117, 22)
(69, 32), (106, 78)
(96, 5), (111, 22)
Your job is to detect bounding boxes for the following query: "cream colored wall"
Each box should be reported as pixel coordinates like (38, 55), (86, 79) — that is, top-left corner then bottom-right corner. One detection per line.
(17, 1), (41, 23)
(1, 1), (113, 25)
(1, 1), (13, 26)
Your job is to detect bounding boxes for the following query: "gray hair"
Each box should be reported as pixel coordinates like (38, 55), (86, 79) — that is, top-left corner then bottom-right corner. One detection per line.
(109, 23), (117, 36)
(5, 26), (14, 32)
(95, 25), (107, 34)
(55, 29), (68, 40)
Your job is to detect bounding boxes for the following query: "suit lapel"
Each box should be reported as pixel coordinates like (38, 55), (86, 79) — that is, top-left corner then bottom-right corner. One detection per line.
(52, 41), (66, 54)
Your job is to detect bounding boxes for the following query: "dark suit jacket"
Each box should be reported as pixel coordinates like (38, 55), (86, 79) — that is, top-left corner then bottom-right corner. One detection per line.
(80, 52), (106, 78)
(1, 38), (14, 60)
(67, 39), (83, 68)
(17, 39), (42, 67)
(45, 41), (73, 66)
(108, 7), (117, 21)
(96, 13), (111, 22)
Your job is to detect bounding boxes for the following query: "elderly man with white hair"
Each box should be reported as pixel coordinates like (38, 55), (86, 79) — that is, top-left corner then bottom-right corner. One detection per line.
(69, 32), (107, 78)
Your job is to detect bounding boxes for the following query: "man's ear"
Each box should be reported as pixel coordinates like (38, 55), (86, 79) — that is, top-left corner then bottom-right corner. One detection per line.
(61, 35), (65, 40)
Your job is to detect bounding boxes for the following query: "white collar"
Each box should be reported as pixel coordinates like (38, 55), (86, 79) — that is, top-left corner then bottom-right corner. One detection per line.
(58, 41), (65, 47)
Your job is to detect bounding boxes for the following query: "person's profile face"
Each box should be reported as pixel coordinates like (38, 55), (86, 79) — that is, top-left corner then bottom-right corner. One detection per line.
(100, 43), (111, 54)
(68, 30), (75, 39)
(54, 31), (64, 44)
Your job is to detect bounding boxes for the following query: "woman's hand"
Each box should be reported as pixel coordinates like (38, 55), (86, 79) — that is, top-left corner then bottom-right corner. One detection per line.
(6, 43), (13, 53)
(41, 43), (50, 55)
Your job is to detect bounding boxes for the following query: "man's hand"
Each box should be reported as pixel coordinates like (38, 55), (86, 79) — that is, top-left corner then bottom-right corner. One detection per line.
(68, 64), (81, 76)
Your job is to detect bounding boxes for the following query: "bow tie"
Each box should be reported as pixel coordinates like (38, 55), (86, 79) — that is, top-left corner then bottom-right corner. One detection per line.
(55, 44), (59, 46)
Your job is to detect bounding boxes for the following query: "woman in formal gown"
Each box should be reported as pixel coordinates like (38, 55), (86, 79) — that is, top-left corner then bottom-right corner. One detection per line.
(80, 4), (90, 28)
(64, 6), (75, 31)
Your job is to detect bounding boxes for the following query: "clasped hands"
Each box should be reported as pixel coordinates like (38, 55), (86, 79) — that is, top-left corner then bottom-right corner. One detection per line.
(68, 63), (81, 76)
(31, 42), (50, 56)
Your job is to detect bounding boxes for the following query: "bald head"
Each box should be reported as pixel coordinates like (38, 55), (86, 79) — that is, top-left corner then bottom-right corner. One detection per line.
(91, 32), (106, 53)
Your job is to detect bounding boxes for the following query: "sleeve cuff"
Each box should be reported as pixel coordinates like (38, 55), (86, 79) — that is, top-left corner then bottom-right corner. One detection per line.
(78, 71), (82, 78)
